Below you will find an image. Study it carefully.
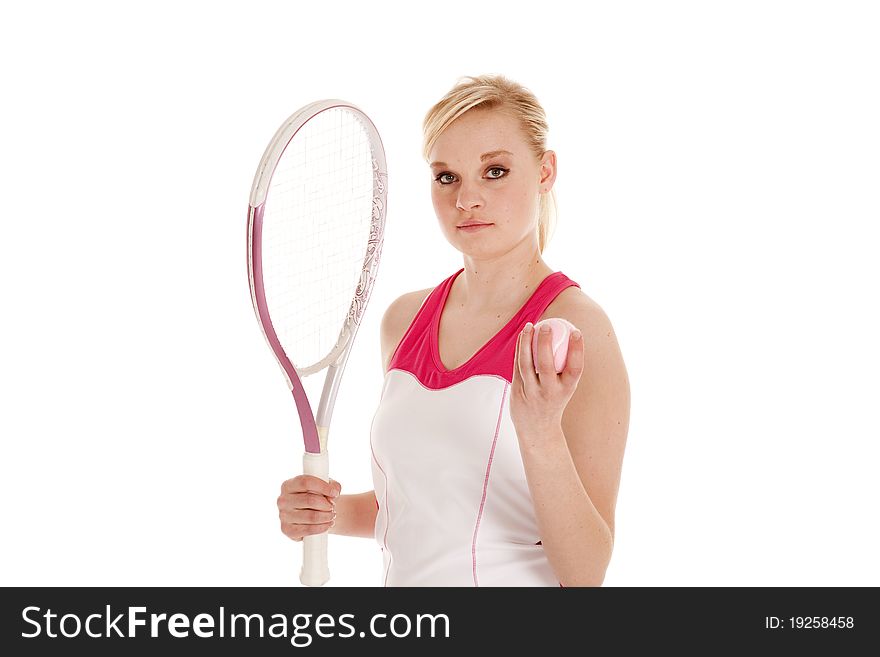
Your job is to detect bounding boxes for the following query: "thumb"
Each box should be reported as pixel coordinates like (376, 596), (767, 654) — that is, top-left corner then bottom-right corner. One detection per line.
(328, 479), (342, 498)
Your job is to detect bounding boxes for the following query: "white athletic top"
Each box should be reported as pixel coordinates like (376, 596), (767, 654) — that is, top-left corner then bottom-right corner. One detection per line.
(370, 268), (580, 586)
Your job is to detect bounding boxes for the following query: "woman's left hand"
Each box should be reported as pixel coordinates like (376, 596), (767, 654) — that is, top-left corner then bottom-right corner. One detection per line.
(510, 322), (585, 441)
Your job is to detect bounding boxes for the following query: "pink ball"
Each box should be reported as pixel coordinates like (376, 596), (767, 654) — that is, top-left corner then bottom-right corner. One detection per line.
(531, 318), (578, 373)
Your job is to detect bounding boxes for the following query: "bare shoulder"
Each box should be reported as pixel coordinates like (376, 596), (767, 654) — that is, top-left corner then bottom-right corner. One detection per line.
(541, 285), (629, 397)
(542, 286), (623, 343)
(379, 287), (434, 373)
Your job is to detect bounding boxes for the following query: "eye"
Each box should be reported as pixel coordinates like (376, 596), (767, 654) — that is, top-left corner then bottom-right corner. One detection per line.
(433, 167), (508, 185)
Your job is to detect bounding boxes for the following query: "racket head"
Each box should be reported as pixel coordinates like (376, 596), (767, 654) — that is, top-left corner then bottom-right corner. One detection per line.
(247, 100), (387, 390)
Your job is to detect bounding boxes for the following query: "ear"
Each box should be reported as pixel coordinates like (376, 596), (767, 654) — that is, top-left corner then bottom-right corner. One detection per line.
(539, 150), (557, 192)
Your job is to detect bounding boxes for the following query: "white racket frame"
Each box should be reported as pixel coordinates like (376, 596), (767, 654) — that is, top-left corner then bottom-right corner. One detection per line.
(246, 99), (387, 587)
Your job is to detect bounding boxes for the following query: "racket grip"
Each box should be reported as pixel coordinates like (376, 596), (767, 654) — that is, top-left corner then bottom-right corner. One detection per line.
(300, 450), (330, 587)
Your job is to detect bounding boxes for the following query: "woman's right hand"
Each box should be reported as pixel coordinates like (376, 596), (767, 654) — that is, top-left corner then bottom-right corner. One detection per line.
(277, 475), (341, 542)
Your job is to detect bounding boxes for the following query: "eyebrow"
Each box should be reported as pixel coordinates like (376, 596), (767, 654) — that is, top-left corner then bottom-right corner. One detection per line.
(429, 149), (514, 168)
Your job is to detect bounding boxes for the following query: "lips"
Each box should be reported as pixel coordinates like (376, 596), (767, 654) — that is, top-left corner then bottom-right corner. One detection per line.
(457, 222), (492, 228)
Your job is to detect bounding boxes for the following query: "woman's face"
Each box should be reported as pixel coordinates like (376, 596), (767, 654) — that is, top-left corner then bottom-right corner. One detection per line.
(428, 108), (555, 259)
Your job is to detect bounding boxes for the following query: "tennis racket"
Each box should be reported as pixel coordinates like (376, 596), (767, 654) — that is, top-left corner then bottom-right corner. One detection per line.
(246, 99), (387, 586)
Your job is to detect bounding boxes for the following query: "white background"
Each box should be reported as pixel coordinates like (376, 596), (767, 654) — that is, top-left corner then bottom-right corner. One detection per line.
(1, 1), (877, 587)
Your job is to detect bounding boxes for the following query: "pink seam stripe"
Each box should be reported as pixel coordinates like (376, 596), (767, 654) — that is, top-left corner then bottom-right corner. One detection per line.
(471, 382), (509, 587)
(369, 426), (392, 587)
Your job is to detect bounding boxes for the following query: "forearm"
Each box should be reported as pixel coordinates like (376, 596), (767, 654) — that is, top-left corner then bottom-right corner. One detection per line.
(518, 424), (614, 587)
(328, 490), (378, 539)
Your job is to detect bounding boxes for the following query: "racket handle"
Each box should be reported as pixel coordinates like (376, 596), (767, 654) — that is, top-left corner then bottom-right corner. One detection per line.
(300, 450), (330, 587)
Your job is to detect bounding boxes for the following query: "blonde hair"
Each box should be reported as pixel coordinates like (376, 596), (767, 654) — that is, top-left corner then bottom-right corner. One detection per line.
(422, 74), (557, 253)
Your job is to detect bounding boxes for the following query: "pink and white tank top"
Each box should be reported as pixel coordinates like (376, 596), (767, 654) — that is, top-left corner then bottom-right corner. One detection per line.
(370, 268), (581, 586)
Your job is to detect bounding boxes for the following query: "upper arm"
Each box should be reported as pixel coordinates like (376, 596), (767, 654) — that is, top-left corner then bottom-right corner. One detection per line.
(379, 288), (433, 374)
(544, 290), (631, 540)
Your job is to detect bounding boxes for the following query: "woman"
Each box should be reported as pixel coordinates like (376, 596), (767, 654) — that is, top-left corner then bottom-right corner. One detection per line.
(277, 75), (630, 586)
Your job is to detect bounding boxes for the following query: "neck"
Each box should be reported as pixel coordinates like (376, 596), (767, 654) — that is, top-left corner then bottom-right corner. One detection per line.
(455, 238), (554, 311)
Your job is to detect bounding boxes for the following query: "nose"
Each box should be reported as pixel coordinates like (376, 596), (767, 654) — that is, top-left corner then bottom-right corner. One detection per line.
(455, 183), (483, 212)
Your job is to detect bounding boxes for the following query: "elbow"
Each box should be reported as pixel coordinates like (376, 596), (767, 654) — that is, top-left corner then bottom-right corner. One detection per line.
(559, 560), (611, 588)
(559, 529), (614, 588)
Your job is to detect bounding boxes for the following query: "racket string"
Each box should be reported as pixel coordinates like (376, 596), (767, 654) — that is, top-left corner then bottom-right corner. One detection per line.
(260, 107), (378, 372)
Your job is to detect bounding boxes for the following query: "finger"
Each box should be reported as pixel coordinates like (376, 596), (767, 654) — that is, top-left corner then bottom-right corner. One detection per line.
(281, 520), (334, 542)
(281, 475), (336, 497)
(298, 521), (334, 537)
(534, 323), (556, 376)
(279, 508), (335, 525)
(511, 326), (521, 385)
(517, 323), (538, 389)
(560, 328), (585, 385)
(278, 492), (335, 512)
(512, 323), (525, 392)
